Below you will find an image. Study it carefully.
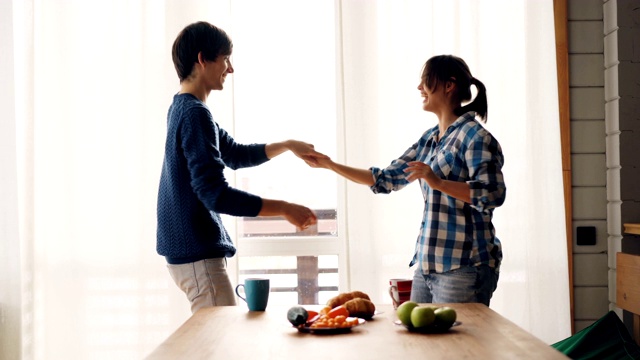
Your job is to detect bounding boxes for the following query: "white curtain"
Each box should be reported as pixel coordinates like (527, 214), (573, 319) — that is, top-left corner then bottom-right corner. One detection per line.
(341, 0), (570, 344)
(1, 1), (23, 360)
(1, 0), (569, 358)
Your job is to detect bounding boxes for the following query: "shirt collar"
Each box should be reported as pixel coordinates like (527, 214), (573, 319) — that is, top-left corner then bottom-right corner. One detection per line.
(428, 111), (477, 144)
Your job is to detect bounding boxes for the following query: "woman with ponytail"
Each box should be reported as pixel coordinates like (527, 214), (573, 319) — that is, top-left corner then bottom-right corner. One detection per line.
(308, 55), (506, 305)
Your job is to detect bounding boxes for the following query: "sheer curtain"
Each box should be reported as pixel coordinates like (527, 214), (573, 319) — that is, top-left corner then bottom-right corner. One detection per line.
(2, 0), (569, 359)
(1, 1), (23, 360)
(7, 1), (228, 359)
(340, 0), (571, 344)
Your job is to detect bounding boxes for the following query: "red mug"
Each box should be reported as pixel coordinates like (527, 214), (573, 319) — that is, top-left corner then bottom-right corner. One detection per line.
(389, 279), (412, 309)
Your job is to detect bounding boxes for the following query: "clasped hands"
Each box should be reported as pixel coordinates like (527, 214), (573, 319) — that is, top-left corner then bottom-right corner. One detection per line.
(286, 140), (331, 169)
(286, 142), (442, 230)
(295, 141), (441, 191)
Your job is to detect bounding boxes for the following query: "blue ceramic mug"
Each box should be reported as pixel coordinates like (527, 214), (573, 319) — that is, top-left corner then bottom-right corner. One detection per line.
(235, 278), (270, 311)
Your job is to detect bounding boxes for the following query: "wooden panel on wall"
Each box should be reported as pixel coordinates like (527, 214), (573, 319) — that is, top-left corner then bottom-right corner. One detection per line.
(554, 0), (574, 334)
(616, 251), (640, 344)
(617, 252), (640, 315)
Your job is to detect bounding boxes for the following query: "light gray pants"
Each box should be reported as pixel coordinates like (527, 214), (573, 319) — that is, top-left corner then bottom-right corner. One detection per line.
(167, 258), (237, 314)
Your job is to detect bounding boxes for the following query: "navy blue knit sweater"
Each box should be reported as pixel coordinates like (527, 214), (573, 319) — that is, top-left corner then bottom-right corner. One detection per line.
(156, 93), (269, 264)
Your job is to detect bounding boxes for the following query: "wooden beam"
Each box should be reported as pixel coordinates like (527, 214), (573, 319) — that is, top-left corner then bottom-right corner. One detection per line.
(553, 0), (574, 334)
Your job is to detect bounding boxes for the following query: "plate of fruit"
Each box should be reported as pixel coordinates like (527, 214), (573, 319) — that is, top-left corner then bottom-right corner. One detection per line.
(394, 302), (460, 333)
(287, 291), (375, 334)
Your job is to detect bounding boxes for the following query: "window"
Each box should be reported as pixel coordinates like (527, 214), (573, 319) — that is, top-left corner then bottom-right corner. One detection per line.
(228, 0), (342, 306)
(238, 255), (339, 305)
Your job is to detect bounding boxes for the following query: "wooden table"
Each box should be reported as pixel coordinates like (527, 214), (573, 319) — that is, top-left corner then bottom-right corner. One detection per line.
(145, 303), (568, 359)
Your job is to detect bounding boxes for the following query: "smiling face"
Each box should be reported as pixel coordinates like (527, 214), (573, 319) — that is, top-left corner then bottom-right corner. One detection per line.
(172, 22), (233, 84)
(417, 80), (449, 114)
(205, 54), (234, 91)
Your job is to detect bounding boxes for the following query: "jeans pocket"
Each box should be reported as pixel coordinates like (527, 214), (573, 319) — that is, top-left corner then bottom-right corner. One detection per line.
(431, 267), (476, 302)
(473, 265), (498, 305)
(167, 263), (200, 302)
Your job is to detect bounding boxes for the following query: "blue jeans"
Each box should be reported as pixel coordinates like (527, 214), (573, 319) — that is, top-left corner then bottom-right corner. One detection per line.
(410, 265), (499, 306)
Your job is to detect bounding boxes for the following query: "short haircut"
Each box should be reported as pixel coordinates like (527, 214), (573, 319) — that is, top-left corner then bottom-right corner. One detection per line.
(171, 21), (233, 82)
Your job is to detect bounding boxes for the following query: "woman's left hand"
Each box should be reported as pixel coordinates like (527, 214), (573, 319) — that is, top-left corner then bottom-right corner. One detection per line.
(404, 161), (442, 190)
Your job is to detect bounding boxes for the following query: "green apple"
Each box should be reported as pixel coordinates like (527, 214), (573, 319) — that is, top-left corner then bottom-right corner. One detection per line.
(396, 301), (419, 327)
(410, 306), (436, 328)
(434, 306), (457, 329)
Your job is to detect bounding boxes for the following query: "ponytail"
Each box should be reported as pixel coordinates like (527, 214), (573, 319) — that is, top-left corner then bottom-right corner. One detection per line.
(423, 55), (489, 122)
(456, 77), (488, 122)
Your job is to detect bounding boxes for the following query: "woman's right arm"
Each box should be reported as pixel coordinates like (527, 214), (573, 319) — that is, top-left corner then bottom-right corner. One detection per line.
(311, 158), (375, 186)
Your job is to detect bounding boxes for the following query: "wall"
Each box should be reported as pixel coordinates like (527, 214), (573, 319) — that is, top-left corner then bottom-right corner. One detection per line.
(570, 0), (640, 333)
(568, 0), (609, 332)
(607, 0), (640, 333)
(611, 3), (640, 247)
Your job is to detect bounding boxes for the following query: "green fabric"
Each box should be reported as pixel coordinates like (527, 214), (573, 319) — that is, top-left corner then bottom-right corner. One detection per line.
(551, 311), (640, 360)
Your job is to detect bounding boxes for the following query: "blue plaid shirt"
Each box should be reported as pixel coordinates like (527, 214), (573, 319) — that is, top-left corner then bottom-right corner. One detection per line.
(370, 112), (506, 274)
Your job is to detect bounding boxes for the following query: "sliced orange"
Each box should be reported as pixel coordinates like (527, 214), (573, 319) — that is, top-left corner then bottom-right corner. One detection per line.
(327, 305), (349, 318)
(306, 310), (319, 321)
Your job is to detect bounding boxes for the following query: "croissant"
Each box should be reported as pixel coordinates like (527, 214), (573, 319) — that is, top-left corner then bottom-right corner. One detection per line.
(349, 291), (371, 301)
(326, 291), (372, 309)
(344, 298), (376, 319)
